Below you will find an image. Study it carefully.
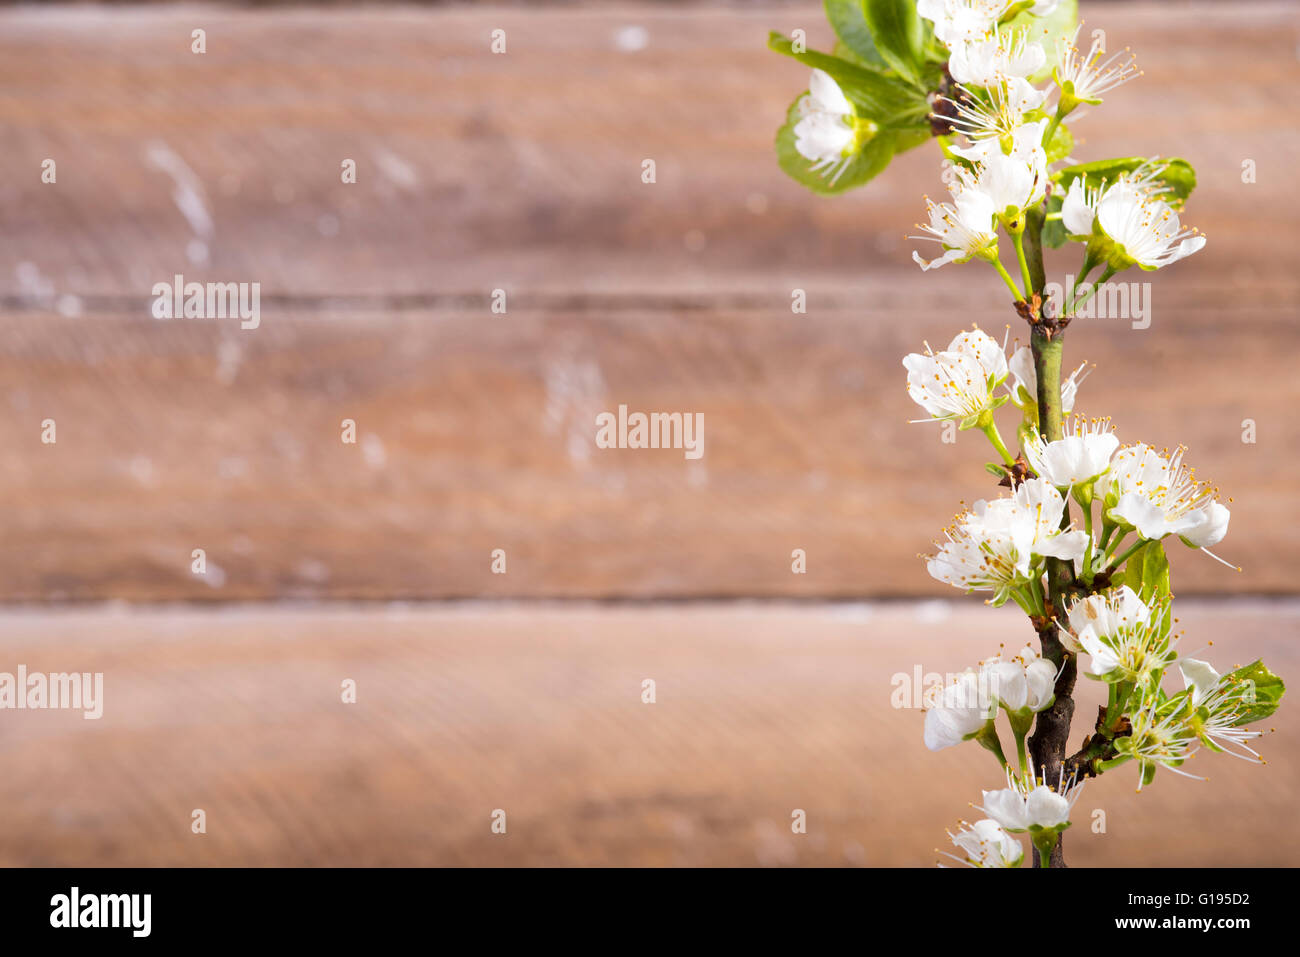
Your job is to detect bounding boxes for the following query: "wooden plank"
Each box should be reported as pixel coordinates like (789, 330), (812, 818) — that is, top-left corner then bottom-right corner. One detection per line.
(0, 601), (1295, 866)
(0, 4), (1297, 599)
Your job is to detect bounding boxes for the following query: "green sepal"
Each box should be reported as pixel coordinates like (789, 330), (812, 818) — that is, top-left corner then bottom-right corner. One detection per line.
(1140, 760), (1158, 788)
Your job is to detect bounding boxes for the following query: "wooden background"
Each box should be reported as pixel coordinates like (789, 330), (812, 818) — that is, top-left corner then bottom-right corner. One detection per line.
(0, 2), (1297, 867)
(3, 600), (1297, 867)
(1, 2), (1297, 601)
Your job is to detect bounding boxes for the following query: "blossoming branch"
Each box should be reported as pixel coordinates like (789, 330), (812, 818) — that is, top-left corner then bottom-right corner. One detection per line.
(768, 0), (1285, 868)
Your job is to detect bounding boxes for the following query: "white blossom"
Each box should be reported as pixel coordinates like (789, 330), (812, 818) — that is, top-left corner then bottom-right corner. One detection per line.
(1056, 25), (1140, 105)
(911, 186), (998, 271)
(1101, 445), (1231, 558)
(1178, 659), (1266, 762)
(1063, 163), (1188, 249)
(928, 478), (1088, 600)
(1007, 346), (1087, 414)
(945, 818), (1024, 868)
(923, 670), (997, 751)
(1123, 692), (1201, 789)
(918, 0), (1017, 48)
(948, 25), (1046, 88)
(1066, 584), (1151, 654)
(1022, 417), (1119, 488)
(903, 326), (1008, 421)
(1061, 176), (1102, 236)
(980, 765), (1082, 833)
(944, 79), (1047, 148)
(1067, 585), (1175, 684)
(985, 644), (1058, 714)
(793, 70), (857, 185)
(1096, 177), (1206, 270)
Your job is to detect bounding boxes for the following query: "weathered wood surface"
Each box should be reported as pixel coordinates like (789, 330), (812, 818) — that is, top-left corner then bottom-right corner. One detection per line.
(1, 4), (1298, 600)
(0, 600), (1294, 866)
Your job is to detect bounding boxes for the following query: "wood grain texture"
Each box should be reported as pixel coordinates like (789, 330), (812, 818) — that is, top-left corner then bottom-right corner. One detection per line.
(0, 600), (1295, 866)
(1, 3), (1298, 600)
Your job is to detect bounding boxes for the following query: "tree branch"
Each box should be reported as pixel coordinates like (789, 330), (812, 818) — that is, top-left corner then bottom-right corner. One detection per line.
(1022, 204), (1077, 868)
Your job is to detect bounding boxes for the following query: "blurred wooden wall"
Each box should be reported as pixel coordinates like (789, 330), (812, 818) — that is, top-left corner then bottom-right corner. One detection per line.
(1, 2), (1297, 602)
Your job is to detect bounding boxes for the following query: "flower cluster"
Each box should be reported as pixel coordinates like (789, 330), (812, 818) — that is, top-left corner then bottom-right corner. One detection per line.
(906, 326), (1238, 599)
(907, 5), (1204, 301)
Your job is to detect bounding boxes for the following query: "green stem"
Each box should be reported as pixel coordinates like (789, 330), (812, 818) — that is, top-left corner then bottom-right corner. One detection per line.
(1104, 682), (1119, 728)
(1097, 520), (1116, 557)
(1109, 537), (1148, 572)
(1008, 711), (1033, 776)
(1080, 496), (1095, 584)
(991, 257), (1025, 301)
(1023, 205), (1048, 296)
(1095, 755), (1132, 774)
(1041, 105), (1067, 150)
(1102, 680), (1132, 731)
(1032, 575), (1049, 617)
(1105, 530), (1130, 562)
(1066, 264), (1117, 314)
(1031, 331), (1065, 443)
(1012, 229), (1034, 298)
(1073, 248), (1101, 293)
(1010, 590), (1036, 618)
(981, 417), (1016, 466)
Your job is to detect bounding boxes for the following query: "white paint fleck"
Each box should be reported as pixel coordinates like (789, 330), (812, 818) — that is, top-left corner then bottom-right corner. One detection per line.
(362, 433), (387, 469)
(371, 147), (419, 191)
(144, 141), (215, 239)
(913, 599), (952, 624)
(613, 25), (649, 52)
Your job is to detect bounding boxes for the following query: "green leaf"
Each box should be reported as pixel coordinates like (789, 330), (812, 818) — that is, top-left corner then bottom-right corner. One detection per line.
(1128, 540), (1170, 600)
(768, 32), (927, 125)
(1121, 541), (1171, 635)
(1055, 157), (1198, 209)
(862, 0), (925, 85)
(775, 94), (899, 194)
(824, 0), (887, 69)
(892, 127), (931, 157)
(1222, 660), (1286, 726)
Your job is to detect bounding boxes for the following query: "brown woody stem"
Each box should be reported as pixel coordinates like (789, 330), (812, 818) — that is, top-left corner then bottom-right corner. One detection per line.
(1024, 206), (1076, 868)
